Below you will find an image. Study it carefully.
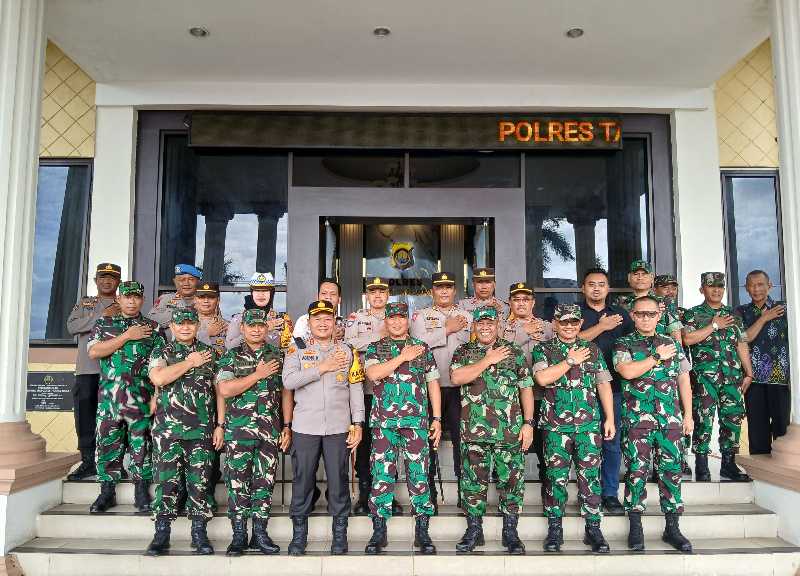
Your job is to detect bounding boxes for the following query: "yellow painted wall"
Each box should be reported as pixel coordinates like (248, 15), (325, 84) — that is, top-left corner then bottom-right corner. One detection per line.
(28, 40), (97, 454)
(715, 39), (779, 167)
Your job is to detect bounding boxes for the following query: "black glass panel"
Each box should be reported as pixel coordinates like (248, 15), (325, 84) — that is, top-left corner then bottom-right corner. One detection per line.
(293, 151), (404, 187)
(409, 152), (520, 188)
(525, 138), (649, 289)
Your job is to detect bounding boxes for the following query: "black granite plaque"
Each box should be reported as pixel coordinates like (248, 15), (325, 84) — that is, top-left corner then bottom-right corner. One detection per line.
(26, 372), (74, 411)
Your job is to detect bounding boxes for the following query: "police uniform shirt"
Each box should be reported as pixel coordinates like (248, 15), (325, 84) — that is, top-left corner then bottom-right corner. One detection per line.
(282, 340), (365, 435)
(197, 314), (229, 355)
(458, 296), (510, 326)
(410, 306), (472, 387)
(501, 316), (554, 368)
(146, 292), (196, 328)
(344, 308), (385, 395)
(67, 295), (117, 375)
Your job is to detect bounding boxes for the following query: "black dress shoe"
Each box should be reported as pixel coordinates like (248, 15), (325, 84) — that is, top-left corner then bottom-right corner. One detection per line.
(67, 460), (96, 481)
(601, 496), (624, 514)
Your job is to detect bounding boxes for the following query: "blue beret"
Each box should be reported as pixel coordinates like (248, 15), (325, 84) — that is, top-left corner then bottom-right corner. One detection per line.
(174, 264), (202, 279)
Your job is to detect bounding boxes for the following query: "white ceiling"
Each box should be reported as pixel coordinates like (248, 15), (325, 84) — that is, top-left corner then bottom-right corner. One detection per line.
(46, 0), (771, 87)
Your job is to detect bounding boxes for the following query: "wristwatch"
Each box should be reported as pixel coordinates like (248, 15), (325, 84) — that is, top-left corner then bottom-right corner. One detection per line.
(282, 421), (292, 429)
(525, 418), (536, 427)
(353, 421), (365, 428)
(215, 422), (225, 430)
(712, 322), (720, 331)
(432, 416), (442, 422)
(566, 357), (577, 367)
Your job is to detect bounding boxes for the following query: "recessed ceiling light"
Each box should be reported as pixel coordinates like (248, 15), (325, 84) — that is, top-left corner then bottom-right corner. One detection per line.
(565, 27), (584, 39)
(373, 26), (391, 38)
(189, 27), (209, 38)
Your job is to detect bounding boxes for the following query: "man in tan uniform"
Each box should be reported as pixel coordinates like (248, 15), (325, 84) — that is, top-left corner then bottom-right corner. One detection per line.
(344, 277), (403, 515)
(411, 272), (472, 508)
(194, 281), (229, 355)
(501, 281), (553, 492)
(147, 264), (202, 327)
(458, 267), (510, 326)
(66, 262), (121, 480)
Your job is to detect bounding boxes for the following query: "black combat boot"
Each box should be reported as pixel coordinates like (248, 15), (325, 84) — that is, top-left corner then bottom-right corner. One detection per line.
(288, 516), (309, 556)
(89, 481), (116, 513)
(67, 458), (96, 481)
(584, 520), (610, 553)
(662, 513), (693, 552)
(719, 451), (751, 482)
(354, 481), (370, 515)
(682, 460), (693, 476)
(414, 515), (436, 554)
(501, 514), (525, 555)
(455, 515), (484, 552)
(543, 516), (563, 552)
(226, 518), (248, 557)
(145, 517), (171, 556)
(364, 516), (388, 554)
(695, 454), (711, 481)
(627, 511), (645, 551)
(190, 517), (213, 555)
(331, 516), (348, 555)
(252, 517), (280, 554)
(133, 480), (151, 513)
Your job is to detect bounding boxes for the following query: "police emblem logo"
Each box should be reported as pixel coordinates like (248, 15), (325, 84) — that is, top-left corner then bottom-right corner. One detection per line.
(442, 273), (448, 280)
(390, 242), (414, 270)
(258, 274), (266, 283)
(517, 283), (523, 288)
(303, 362), (311, 369)
(376, 277), (382, 284)
(336, 373), (345, 382)
(479, 270), (487, 277)
(317, 302), (325, 309)
(203, 284), (209, 290)
(105, 264), (113, 271)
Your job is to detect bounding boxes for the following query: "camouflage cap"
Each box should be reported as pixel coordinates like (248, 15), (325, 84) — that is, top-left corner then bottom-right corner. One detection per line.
(366, 276), (390, 290)
(385, 301), (409, 317)
(629, 259), (653, 274)
(553, 303), (582, 321)
(308, 300), (335, 316)
(249, 272), (275, 289)
(95, 262), (121, 277)
(509, 281), (534, 296)
(654, 274), (678, 287)
(172, 308), (199, 324)
(119, 281), (144, 296)
(473, 267), (495, 281)
(473, 306), (497, 322)
(243, 308), (268, 325)
(432, 272), (455, 286)
(701, 272), (726, 287)
(195, 281), (220, 296)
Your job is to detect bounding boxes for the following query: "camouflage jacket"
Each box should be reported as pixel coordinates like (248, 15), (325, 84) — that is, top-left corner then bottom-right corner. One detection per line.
(612, 332), (691, 430)
(216, 342), (284, 441)
(87, 314), (162, 418)
(450, 338), (534, 444)
(613, 292), (683, 336)
(532, 337), (611, 433)
(364, 336), (440, 429)
(148, 338), (218, 440)
(683, 302), (747, 375)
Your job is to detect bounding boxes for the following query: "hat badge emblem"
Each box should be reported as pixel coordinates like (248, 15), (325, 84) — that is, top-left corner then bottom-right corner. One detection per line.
(105, 264), (112, 270)
(480, 270), (487, 276)
(376, 277), (381, 284)
(517, 283), (523, 288)
(442, 274), (448, 280)
(258, 274), (265, 282)
(317, 302), (325, 309)
(203, 284), (209, 290)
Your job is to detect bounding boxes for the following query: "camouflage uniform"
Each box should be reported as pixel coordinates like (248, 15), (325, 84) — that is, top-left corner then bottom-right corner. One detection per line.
(450, 335), (533, 517)
(216, 335), (284, 521)
(226, 308), (284, 350)
(532, 336), (611, 520)
(613, 292), (683, 337)
(148, 320), (217, 520)
(88, 307), (162, 484)
(683, 302), (748, 454)
(613, 332), (691, 513)
(364, 334), (440, 518)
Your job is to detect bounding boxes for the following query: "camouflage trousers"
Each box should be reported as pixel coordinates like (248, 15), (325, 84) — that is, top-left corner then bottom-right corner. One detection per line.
(460, 440), (524, 517)
(692, 369), (745, 454)
(543, 429), (602, 520)
(225, 436), (279, 520)
(95, 406), (152, 483)
(369, 427), (434, 519)
(151, 434), (214, 521)
(622, 426), (684, 514)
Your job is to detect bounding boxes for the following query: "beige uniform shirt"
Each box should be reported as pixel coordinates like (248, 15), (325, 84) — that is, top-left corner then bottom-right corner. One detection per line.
(501, 316), (554, 367)
(67, 295), (117, 375)
(410, 306), (472, 387)
(146, 292), (195, 328)
(282, 340), (365, 435)
(344, 308), (385, 395)
(197, 314), (229, 355)
(458, 296), (510, 326)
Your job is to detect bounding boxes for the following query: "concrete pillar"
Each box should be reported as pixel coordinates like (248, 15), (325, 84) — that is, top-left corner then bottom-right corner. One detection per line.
(256, 211), (281, 274)
(0, 0), (78, 564)
(338, 223), (364, 317)
(201, 214), (231, 283)
(440, 224), (465, 298)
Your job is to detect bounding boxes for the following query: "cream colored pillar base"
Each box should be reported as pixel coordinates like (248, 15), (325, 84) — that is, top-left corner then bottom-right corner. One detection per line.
(739, 424), (800, 492)
(0, 422), (77, 495)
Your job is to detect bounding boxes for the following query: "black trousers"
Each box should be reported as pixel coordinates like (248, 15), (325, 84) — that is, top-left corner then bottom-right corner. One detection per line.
(72, 374), (99, 461)
(355, 394), (373, 488)
(745, 383), (791, 454)
(428, 386), (461, 499)
(290, 431), (351, 518)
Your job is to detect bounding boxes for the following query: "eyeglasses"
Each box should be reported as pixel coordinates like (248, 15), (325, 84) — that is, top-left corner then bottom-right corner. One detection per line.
(557, 319), (581, 326)
(632, 311), (660, 319)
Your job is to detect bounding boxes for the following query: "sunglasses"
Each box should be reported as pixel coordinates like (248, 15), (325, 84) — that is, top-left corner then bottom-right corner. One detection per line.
(557, 319), (581, 326)
(632, 310), (660, 319)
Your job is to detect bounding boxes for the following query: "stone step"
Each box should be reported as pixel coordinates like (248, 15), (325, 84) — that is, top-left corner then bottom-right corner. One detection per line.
(62, 478), (754, 507)
(37, 503), (777, 542)
(12, 537), (800, 576)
